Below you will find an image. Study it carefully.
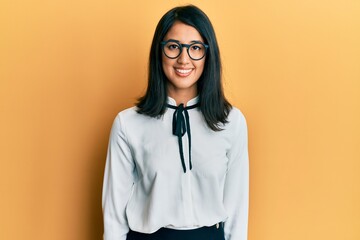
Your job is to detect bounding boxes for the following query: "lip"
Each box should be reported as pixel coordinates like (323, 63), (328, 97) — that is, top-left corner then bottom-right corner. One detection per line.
(174, 68), (193, 77)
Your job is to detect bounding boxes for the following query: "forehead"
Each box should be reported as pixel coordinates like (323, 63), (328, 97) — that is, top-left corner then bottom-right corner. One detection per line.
(163, 21), (204, 43)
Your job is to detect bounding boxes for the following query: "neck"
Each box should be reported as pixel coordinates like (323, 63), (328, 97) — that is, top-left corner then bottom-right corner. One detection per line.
(167, 88), (197, 107)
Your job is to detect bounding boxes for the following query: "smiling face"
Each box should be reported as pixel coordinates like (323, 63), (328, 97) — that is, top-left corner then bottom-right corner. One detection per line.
(162, 21), (206, 101)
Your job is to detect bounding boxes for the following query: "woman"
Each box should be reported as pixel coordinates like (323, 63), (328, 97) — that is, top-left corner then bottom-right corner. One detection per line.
(102, 5), (249, 240)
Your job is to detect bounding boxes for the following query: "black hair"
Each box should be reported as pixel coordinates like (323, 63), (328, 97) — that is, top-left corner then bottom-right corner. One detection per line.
(136, 5), (232, 131)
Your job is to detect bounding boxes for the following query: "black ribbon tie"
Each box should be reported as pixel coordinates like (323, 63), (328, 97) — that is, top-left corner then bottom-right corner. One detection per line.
(167, 103), (198, 173)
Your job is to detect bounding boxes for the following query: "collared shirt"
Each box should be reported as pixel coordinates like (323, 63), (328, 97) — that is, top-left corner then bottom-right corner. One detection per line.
(102, 96), (249, 240)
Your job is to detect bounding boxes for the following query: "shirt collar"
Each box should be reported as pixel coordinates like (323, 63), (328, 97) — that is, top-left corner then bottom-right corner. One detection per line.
(167, 95), (199, 107)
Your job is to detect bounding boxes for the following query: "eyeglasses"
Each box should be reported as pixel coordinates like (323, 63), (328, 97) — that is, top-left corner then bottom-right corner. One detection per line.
(160, 40), (209, 61)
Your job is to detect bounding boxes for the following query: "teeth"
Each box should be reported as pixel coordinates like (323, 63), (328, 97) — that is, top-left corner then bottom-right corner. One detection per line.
(176, 69), (192, 74)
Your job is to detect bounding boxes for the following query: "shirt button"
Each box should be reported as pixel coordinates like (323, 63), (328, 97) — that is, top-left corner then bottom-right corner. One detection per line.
(216, 223), (219, 229)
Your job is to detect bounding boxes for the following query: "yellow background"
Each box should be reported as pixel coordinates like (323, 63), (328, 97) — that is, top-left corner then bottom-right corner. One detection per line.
(1, 0), (359, 239)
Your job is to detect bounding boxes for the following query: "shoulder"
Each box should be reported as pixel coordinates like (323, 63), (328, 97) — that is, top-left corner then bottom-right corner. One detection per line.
(113, 106), (154, 131)
(222, 107), (248, 146)
(117, 106), (138, 119)
(111, 106), (137, 129)
(115, 106), (152, 121)
(109, 106), (148, 140)
(220, 106), (248, 137)
(227, 106), (247, 127)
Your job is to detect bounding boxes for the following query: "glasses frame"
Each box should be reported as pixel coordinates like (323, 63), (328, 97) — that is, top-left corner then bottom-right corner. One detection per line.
(160, 40), (209, 61)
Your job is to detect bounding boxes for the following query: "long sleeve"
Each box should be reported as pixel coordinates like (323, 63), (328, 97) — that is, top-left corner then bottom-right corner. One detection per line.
(223, 110), (249, 240)
(101, 103), (248, 236)
(102, 114), (136, 240)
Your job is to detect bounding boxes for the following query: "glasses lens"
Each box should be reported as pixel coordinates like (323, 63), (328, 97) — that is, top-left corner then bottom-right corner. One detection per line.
(188, 43), (206, 60)
(163, 42), (181, 59)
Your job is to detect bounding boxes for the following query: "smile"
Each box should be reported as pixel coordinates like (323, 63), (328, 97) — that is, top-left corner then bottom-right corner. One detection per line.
(175, 68), (193, 76)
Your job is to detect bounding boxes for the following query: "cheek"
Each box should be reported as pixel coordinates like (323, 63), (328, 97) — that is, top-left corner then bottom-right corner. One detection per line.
(196, 60), (205, 76)
(162, 56), (173, 71)
(161, 54), (166, 66)
(161, 58), (169, 77)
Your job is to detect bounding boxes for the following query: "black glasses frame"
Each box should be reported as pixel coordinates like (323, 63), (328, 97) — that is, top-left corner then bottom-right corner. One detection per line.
(160, 40), (209, 61)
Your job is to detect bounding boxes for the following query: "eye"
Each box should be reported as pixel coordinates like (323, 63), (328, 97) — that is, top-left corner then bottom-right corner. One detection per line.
(191, 44), (203, 51)
(167, 44), (180, 50)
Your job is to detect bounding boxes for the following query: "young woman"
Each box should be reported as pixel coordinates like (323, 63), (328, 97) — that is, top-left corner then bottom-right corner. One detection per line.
(102, 5), (249, 240)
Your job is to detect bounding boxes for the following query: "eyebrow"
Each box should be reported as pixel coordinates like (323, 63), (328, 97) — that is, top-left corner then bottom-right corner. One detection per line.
(166, 39), (204, 44)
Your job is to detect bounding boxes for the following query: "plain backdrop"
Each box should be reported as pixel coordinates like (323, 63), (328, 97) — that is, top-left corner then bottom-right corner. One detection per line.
(0, 0), (359, 239)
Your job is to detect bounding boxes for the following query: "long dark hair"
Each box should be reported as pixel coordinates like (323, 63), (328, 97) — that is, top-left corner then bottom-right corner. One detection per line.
(136, 5), (231, 131)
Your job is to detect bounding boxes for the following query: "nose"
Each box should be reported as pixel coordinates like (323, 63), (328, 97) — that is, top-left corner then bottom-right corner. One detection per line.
(177, 48), (190, 65)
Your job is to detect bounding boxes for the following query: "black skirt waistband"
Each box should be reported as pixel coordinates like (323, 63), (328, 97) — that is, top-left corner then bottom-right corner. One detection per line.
(126, 223), (225, 240)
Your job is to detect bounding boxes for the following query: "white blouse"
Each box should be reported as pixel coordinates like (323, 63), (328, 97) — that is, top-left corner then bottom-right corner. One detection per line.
(102, 96), (249, 240)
